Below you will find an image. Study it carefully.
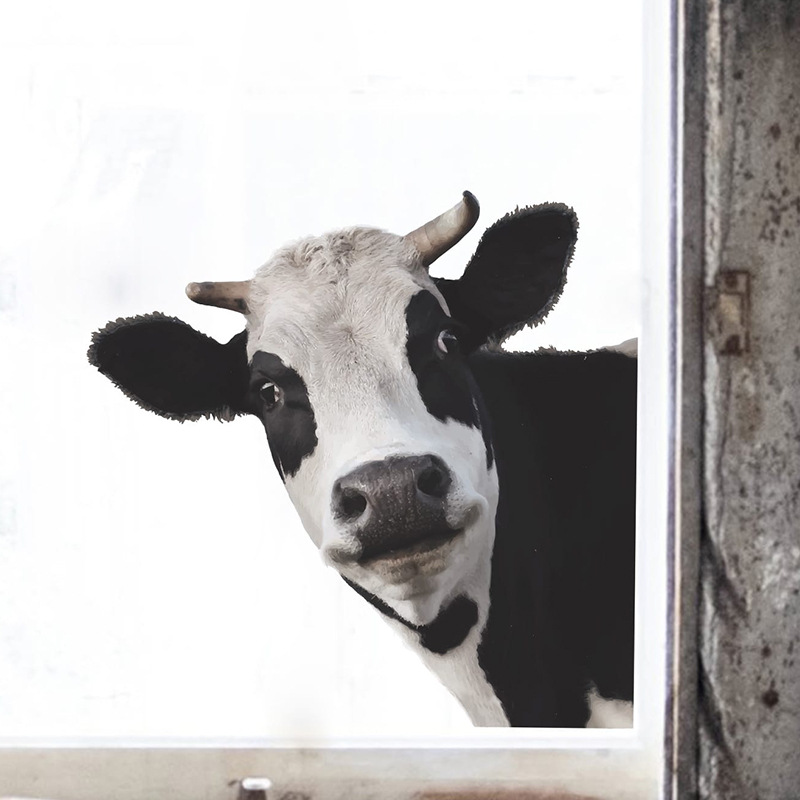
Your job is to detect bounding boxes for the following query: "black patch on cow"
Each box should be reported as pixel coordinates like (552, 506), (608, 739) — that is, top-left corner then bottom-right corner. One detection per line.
(433, 203), (577, 350)
(343, 577), (478, 655)
(246, 351), (318, 480)
(468, 348), (636, 727)
(405, 290), (493, 468)
(88, 313), (250, 421)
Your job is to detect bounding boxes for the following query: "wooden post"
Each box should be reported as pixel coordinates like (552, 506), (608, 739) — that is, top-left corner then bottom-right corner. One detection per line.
(688, 1), (800, 797)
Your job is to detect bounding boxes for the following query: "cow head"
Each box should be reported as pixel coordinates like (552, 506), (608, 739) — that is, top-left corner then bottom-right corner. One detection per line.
(89, 193), (576, 630)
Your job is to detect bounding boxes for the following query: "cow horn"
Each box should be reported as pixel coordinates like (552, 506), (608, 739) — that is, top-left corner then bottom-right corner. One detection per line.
(405, 191), (480, 267)
(185, 281), (251, 313)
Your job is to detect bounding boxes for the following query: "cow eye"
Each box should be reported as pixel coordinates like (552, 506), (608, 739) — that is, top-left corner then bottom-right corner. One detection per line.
(436, 329), (460, 357)
(259, 381), (283, 410)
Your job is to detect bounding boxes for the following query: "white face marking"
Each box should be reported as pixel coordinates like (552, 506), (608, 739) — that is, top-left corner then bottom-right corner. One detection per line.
(244, 227), (498, 626)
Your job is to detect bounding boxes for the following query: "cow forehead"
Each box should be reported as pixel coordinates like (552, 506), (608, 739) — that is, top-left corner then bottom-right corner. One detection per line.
(244, 226), (449, 368)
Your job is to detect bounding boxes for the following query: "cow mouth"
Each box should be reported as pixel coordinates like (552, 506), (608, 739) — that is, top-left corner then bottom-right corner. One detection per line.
(358, 527), (463, 567)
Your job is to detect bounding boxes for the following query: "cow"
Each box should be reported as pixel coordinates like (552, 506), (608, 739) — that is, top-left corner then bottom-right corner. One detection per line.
(88, 192), (636, 727)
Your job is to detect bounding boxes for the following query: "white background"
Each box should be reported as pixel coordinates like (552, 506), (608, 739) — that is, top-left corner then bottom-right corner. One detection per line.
(0, 1), (645, 741)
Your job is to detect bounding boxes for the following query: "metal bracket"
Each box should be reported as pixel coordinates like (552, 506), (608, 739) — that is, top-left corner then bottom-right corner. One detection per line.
(711, 271), (751, 355)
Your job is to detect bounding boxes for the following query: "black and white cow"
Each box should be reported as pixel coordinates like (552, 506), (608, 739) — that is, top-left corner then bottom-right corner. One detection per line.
(88, 193), (636, 727)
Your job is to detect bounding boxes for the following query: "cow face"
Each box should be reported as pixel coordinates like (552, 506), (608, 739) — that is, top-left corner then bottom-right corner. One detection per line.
(89, 193), (576, 628)
(238, 227), (497, 624)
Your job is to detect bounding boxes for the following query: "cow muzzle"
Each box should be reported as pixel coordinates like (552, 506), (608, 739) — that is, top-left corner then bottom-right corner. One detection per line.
(326, 454), (463, 570)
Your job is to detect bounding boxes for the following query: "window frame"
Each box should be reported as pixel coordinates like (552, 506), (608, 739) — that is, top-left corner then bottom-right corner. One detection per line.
(0, 0), (693, 796)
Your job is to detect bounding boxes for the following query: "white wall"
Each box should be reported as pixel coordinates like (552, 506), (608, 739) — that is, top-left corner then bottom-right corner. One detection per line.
(0, 0), (643, 742)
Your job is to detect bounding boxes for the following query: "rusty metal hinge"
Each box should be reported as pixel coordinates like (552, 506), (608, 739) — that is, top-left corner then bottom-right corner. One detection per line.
(710, 270), (751, 355)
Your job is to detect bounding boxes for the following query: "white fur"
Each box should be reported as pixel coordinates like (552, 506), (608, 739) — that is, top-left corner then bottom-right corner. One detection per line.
(585, 687), (634, 728)
(605, 337), (638, 358)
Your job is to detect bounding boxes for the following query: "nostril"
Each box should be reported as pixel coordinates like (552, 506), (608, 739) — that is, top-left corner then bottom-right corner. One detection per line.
(337, 488), (368, 520)
(417, 461), (450, 499)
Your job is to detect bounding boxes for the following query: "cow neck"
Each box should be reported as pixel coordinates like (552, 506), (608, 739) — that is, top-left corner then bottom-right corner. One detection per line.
(342, 577), (479, 655)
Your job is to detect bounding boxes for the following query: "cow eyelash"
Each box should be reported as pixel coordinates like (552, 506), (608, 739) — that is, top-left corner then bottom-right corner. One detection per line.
(259, 381), (284, 411)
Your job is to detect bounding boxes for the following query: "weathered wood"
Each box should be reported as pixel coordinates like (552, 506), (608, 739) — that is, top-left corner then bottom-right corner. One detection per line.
(697, 1), (800, 797)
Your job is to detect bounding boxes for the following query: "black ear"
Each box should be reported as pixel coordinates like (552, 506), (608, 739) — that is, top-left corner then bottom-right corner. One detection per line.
(88, 312), (250, 421)
(434, 203), (577, 349)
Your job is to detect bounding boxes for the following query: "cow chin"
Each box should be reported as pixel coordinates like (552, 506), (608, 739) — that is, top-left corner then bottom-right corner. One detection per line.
(327, 511), (492, 628)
